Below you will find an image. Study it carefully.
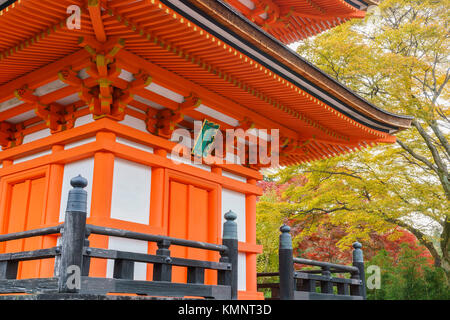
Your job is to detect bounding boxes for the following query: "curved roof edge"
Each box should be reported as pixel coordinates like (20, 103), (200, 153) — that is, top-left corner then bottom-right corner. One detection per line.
(186, 0), (413, 133)
(0, 0), (15, 11)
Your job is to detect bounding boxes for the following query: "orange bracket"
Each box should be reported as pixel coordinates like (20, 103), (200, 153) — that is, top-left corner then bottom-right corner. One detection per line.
(150, 93), (201, 138)
(14, 85), (71, 133)
(0, 121), (23, 149)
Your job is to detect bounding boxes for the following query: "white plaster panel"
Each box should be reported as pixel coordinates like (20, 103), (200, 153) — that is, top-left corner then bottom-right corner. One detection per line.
(221, 188), (246, 242)
(34, 80), (68, 96)
(74, 114), (94, 128)
(116, 137), (154, 153)
(195, 104), (239, 127)
(118, 69), (135, 82)
(65, 137), (96, 150)
(238, 252), (247, 291)
(23, 128), (51, 144)
(167, 153), (212, 172)
(110, 158), (152, 225)
(59, 158), (94, 221)
(146, 83), (184, 103)
(222, 171), (247, 183)
(120, 115), (147, 132)
(14, 149), (52, 164)
(133, 95), (165, 110)
(55, 93), (80, 106)
(8, 110), (36, 124)
(0, 97), (23, 112)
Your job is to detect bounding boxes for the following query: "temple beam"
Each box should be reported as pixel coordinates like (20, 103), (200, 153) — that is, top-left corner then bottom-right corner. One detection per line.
(88, 0), (107, 43)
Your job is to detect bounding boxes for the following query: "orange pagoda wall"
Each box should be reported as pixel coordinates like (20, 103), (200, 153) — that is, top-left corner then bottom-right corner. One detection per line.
(0, 116), (264, 300)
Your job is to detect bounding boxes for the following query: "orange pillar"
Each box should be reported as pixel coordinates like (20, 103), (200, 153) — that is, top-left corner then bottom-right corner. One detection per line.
(88, 131), (116, 277)
(149, 149), (167, 231)
(0, 160), (13, 254)
(246, 178), (258, 294)
(40, 144), (65, 277)
(147, 148), (167, 279)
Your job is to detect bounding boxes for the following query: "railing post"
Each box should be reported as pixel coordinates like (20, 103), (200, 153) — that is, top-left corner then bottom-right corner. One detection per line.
(0, 261), (18, 280)
(321, 266), (333, 294)
(82, 230), (91, 277)
(153, 239), (172, 282)
(352, 242), (366, 299)
(221, 210), (238, 300)
(279, 225), (294, 300)
(58, 175), (88, 293)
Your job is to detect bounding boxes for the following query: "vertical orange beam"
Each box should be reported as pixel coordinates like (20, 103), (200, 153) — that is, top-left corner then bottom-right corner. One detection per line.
(209, 167), (222, 285)
(147, 148), (166, 279)
(149, 149), (166, 230)
(205, 186), (220, 285)
(88, 131), (116, 277)
(0, 161), (13, 254)
(40, 145), (65, 277)
(246, 178), (258, 293)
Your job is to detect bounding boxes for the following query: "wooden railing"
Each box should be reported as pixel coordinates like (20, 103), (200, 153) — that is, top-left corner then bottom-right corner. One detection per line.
(257, 225), (366, 300)
(0, 176), (239, 300)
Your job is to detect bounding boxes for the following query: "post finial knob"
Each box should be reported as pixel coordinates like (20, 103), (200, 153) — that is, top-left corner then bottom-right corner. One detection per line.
(280, 224), (291, 233)
(70, 175), (88, 189)
(225, 210), (237, 221)
(353, 242), (362, 250)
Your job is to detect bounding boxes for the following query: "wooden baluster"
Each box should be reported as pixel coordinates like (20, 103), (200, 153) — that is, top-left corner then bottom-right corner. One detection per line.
(337, 282), (350, 296)
(114, 259), (135, 280)
(187, 267), (205, 284)
(321, 266), (333, 294)
(0, 260), (18, 280)
(219, 211), (238, 300)
(297, 276), (316, 293)
(58, 175), (88, 293)
(82, 230), (91, 277)
(153, 239), (172, 282)
(352, 242), (366, 299)
(279, 225), (294, 300)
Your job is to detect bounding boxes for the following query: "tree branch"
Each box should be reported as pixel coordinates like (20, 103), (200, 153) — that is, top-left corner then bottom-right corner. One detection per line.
(396, 138), (438, 173)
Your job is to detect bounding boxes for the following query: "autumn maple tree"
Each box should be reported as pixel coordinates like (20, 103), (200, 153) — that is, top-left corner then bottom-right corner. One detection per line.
(258, 0), (449, 280)
(256, 179), (433, 273)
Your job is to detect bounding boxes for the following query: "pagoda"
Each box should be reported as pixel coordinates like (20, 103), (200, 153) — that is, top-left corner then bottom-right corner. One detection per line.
(0, 0), (411, 300)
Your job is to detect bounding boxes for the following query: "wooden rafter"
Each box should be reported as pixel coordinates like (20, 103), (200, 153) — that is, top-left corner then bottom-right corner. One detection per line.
(88, 0), (107, 43)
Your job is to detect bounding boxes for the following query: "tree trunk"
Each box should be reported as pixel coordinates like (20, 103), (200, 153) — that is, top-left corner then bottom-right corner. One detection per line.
(440, 221), (450, 283)
(386, 216), (449, 283)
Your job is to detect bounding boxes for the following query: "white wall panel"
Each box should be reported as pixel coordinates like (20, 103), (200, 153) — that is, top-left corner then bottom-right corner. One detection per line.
(23, 128), (51, 144)
(116, 137), (153, 153)
(195, 104), (239, 127)
(238, 252), (247, 291)
(14, 149), (52, 164)
(110, 158), (151, 225)
(120, 115), (147, 132)
(222, 171), (247, 183)
(167, 153), (211, 172)
(221, 188), (246, 242)
(222, 188), (247, 291)
(146, 83), (184, 103)
(74, 114), (94, 128)
(65, 137), (96, 150)
(59, 158), (94, 221)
